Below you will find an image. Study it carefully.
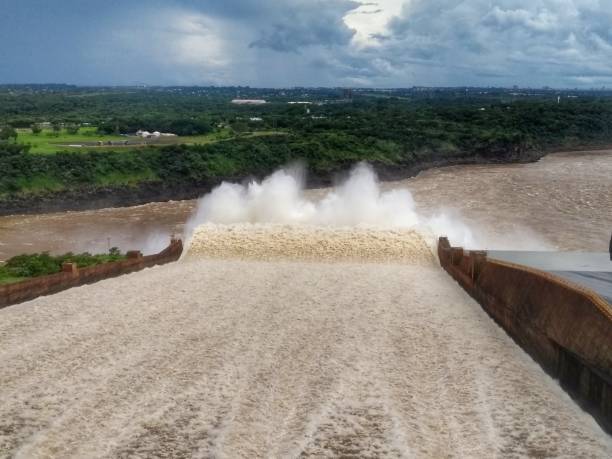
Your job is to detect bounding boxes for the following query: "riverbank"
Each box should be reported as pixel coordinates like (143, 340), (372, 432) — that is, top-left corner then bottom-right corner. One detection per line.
(1, 149), (610, 260)
(0, 145), (599, 217)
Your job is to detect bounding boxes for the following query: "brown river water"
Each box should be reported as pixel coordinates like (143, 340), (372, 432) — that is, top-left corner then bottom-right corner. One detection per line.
(1, 150), (612, 457)
(0, 149), (611, 261)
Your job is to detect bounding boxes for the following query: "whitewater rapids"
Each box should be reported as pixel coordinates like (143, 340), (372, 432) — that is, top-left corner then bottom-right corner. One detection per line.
(1, 251), (610, 456)
(185, 224), (435, 264)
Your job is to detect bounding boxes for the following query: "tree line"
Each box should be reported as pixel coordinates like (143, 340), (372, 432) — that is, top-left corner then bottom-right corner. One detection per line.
(2, 96), (612, 197)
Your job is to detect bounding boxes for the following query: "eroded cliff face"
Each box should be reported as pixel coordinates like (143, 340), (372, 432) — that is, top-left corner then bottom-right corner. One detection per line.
(0, 180), (218, 217)
(0, 148), (547, 216)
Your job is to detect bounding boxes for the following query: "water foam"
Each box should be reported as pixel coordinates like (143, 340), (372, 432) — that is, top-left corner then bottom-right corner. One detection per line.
(2, 260), (610, 456)
(184, 163), (477, 251)
(186, 224), (435, 264)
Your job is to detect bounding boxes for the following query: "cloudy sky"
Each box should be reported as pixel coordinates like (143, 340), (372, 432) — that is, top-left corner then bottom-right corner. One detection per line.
(1, 0), (611, 88)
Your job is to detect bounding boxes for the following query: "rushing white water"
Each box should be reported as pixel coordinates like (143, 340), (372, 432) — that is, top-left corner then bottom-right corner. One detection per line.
(184, 163), (479, 249)
(1, 156), (611, 456)
(3, 149), (610, 261)
(186, 224), (435, 263)
(1, 259), (610, 457)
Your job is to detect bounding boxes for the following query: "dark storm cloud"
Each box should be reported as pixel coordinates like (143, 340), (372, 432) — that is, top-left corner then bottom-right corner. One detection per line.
(249, 1), (357, 52)
(365, 0), (612, 87)
(183, 0), (359, 52)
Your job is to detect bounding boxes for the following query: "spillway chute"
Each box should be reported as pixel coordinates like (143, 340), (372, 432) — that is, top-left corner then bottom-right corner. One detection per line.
(184, 223), (435, 265)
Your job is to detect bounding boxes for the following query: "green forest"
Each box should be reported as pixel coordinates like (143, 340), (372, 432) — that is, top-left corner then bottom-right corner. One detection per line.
(1, 86), (612, 205)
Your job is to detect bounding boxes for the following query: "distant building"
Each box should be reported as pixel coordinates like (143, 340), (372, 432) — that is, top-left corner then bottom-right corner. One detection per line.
(136, 130), (176, 138)
(249, 117), (263, 122)
(288, 101), (312, 105)
(231, 99), (267, 105)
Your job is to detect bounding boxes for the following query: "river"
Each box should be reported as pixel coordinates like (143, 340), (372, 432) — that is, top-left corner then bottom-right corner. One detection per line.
(0, 149), (611, 261)
(2, 150), (612, 457)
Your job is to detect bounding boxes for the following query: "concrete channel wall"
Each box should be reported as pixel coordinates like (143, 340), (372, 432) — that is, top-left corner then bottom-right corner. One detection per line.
(0, 239), (183, 309)
(438, 237), (612, 433)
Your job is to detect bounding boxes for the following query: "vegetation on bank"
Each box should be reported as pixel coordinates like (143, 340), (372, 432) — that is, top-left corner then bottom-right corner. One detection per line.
(15, 127), (127, 154)
(1, 87), (612, 201)
(0, 249), (126, 284)
(8, 126), (282, 154)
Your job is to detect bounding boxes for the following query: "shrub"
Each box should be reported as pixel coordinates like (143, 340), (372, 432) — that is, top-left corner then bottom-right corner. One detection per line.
(0, 249), (126, 282)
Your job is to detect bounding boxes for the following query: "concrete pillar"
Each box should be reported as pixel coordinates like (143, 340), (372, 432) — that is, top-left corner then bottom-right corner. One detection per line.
(62, 263), (78, 275)
(579, 365), (591, 399)
(602, 382), (612, 426)
(471, 251), (487, 281)
(451, 247), (464, 266)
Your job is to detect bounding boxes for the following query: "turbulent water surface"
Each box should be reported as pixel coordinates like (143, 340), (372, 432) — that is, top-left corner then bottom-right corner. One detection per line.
(0, 149), (611, 260)
(1, 255), (611, 457)
(0, 150), (611, 457)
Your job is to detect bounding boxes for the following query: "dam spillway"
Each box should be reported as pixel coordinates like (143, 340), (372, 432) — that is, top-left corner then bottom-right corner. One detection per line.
(1, 228), (611, 457)
(440, 239), (612, 434)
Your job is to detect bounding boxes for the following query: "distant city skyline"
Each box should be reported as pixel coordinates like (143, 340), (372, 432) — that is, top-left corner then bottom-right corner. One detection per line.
(1, 84), (610, 92)
(2, 1), (612, 88)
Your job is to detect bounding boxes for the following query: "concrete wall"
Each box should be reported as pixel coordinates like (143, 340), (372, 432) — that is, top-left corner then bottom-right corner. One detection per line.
(0, 239), (183, 309)
(438, 237), (612, 433)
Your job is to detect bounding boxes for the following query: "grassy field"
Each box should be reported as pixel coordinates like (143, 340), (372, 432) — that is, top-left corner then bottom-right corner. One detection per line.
(17, 127), (126, 153)
(1, 127), (292, 198)
(16, 127), (285, 154)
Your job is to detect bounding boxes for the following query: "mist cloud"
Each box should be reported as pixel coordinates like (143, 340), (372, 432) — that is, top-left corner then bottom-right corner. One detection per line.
(184, 163), (477, 248)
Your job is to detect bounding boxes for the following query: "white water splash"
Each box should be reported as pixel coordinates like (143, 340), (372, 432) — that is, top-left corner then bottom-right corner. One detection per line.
(186, 224), (435, 264)
(184, 163), (477, 248)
